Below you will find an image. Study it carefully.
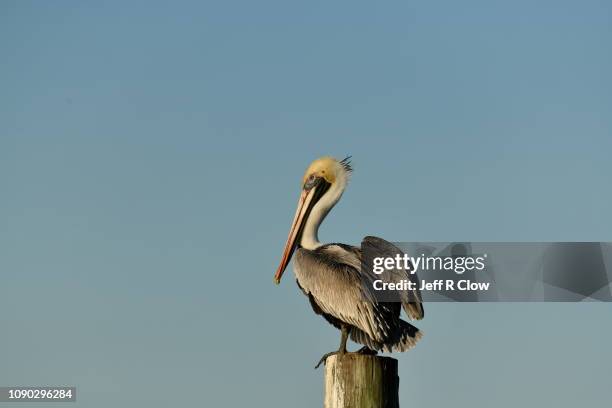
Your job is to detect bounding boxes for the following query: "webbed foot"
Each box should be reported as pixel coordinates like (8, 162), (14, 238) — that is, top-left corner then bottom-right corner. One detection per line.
(315, 350), (344, 369)
(356, 346), (378, 356)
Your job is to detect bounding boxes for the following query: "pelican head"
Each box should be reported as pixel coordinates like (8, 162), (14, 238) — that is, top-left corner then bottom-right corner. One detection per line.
(274, 156), (352, 284)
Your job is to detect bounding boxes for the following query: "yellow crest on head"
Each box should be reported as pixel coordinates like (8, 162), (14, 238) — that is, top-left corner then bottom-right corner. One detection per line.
(302, 156), (352, 185)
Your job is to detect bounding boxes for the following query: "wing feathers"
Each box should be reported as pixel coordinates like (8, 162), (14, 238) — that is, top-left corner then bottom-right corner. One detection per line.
(294, 240), (423, 351)
(362, 236), (424, 320)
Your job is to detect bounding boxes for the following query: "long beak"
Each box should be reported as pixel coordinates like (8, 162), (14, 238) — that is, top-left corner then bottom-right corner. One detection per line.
(273, 188), (316, 284)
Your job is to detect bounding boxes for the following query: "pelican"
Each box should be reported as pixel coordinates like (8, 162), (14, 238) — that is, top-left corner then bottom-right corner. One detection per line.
(274, 156), (423, 368)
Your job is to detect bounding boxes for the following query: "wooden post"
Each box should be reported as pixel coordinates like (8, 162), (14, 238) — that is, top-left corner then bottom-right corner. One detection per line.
(323, 354), (399, 408)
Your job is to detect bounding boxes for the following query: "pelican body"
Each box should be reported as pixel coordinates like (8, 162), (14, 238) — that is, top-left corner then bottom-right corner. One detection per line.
(274, 157), (423, 366)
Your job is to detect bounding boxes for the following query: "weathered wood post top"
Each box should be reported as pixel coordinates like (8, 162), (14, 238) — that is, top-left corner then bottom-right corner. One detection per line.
(324, 354), (399, 408)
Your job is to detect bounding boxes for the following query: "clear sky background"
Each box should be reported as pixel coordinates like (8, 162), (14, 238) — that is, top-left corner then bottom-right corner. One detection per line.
(1, 1), (611, 407)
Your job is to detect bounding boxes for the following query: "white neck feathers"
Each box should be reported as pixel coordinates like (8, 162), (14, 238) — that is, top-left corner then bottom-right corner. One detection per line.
(300, 172), (347, 250)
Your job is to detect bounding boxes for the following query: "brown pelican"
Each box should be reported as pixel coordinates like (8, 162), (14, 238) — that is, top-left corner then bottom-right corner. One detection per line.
(274, 156), (423, 368)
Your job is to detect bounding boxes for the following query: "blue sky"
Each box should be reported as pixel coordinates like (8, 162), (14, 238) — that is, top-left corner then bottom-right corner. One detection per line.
(1, 1), (611, 407)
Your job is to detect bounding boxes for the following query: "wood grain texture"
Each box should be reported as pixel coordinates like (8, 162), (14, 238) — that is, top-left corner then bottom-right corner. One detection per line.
(324, 354), (399, 408)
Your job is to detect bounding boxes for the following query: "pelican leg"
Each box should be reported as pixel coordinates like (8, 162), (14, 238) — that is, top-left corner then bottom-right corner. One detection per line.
(314, 325), (350, 369)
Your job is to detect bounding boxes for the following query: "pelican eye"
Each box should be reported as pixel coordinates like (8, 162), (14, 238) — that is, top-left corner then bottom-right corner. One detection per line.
(304, 174), (318, 190)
